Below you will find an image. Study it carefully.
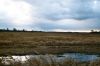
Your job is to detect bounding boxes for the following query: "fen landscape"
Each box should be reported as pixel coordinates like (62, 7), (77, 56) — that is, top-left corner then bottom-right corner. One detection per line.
(0, 0), (100, 66)
(0, 31), (100, 66)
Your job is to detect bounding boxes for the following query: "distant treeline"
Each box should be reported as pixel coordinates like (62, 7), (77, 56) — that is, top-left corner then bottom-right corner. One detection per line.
(0, 28), (100, 33)
(0, 28), (42, 32)
(90, 30), (100, 33)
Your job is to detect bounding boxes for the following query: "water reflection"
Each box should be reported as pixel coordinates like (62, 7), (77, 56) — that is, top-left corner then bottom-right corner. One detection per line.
(60, 53), (99, 61)
(0, 53), (100, 64)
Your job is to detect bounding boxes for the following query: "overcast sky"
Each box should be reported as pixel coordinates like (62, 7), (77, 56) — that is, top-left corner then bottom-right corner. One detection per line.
(0, 0), (100, 32)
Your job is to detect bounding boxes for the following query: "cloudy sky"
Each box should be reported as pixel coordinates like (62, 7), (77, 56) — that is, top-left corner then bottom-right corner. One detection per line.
(0, 0), (100, 32)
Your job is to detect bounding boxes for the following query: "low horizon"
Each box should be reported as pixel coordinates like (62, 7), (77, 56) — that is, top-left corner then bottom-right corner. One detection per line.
(0, 27), (100, 32)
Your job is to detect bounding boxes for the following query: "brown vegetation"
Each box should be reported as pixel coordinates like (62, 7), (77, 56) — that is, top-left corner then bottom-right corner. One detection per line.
(0, 32), (100, 55)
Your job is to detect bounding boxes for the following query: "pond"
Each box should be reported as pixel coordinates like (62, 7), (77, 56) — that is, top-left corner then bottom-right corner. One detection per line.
(0, 53), (100, 65)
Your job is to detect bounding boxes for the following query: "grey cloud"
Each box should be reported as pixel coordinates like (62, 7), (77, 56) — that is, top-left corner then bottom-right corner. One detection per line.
(1, 0), (100, 31)
(26, 0), (99, 20)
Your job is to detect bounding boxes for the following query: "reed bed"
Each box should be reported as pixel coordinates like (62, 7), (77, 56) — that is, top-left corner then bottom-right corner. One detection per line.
(0, 32), (100, 55)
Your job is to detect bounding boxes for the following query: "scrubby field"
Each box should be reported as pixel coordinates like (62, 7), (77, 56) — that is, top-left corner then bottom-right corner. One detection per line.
(0, 32), (100, 55)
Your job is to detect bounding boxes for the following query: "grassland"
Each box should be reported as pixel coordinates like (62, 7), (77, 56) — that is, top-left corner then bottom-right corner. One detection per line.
(0, 32), (100, 55)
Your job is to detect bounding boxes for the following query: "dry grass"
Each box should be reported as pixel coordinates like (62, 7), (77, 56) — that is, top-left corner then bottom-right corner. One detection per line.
(0, 55), (100, 66)
(0, 32), (100, 55)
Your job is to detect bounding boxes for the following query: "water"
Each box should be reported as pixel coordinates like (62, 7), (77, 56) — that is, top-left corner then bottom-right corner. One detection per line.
(0, 53), (100, 64)
(59, 53), (100, 61)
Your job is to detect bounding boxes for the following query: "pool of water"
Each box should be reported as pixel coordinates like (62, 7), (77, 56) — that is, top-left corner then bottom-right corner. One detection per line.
(58, 53), (100, 61)
(0, 53), (100, 64)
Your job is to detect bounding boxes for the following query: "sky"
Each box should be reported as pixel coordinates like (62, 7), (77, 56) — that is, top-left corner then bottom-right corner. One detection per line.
(0, 0), (100, 32)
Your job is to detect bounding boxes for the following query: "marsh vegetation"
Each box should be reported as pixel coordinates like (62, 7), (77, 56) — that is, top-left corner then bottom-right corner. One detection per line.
(0, 54), (100, 66)
(0, 32), (100, 55)
(0, 32), (100, 66)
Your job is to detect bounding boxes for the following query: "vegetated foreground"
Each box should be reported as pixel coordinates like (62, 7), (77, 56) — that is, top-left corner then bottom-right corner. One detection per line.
(1, 55), (100, 66)
(0, 32), (100, 55)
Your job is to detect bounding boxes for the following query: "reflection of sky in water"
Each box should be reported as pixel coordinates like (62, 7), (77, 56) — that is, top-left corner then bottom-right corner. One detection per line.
(0, 53), (100, 64)
(12, 55), (30, 61)
(60, 53), (99, 62)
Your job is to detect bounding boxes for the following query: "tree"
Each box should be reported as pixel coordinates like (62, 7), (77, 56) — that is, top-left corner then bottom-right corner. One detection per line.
(91, 30), (94, 32)
(13, 28), (17, 31)
(22, 29), (26, 32)
(7, 28), (9, 31)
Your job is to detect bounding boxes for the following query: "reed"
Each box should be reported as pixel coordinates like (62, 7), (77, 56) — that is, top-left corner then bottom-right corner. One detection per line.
(0, 32), (100, 55)
(0, 55), (100, 66)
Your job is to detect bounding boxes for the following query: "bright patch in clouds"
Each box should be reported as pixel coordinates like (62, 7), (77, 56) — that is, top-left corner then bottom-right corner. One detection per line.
(0, 0), (36, 25)
(52, 29), (91, 32)
(0, 0), (100, 32)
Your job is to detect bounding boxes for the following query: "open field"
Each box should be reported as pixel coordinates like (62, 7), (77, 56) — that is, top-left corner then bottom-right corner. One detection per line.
(0, 32), (100, 55)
